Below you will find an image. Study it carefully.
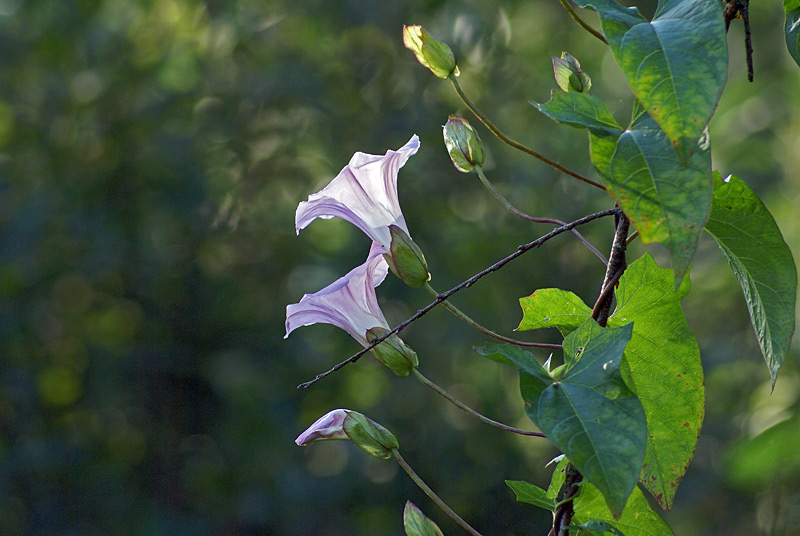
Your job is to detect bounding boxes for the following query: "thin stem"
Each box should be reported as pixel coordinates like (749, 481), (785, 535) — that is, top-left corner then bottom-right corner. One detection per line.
(423, 281), (562, 349)
(297, 208), (620, 389)
(625, 230), (639, 246)
(412, 368), (546, 437)
(557, 0), (608, 44)
(448, 76), (606, 191)
(475, 166), (607, 264)
(392, 450), (485, 536)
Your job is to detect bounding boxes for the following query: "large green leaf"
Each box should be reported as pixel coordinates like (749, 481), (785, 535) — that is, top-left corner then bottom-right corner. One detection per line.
(574, 483), (674, 536)
(705, 173), (797, 388)
(534, 91), (713, 282)
(571, 0), (727, 160)
(607, 254), (704, 510)
(785, 0), (800, 68)
(484, 320), (647, 517)
(514, 255), (704, 510)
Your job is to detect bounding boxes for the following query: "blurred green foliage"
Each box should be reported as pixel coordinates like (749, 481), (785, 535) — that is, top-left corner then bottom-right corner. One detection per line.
(0, 0), (798, 534)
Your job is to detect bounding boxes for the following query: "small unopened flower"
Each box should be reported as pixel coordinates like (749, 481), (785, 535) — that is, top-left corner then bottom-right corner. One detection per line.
(403, 25), (459, 79)
(443, 115), (485, 173)
(552, 51), (592, 93)
(285, 243), (418, 375)
(295, 409), (349, 445)
(295, 136), (429, 287)
(296, 409), (400, 459)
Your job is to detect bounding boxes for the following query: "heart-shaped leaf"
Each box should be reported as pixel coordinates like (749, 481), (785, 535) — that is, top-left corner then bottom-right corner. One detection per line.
(571, 0), (727, 160)
(481, 320), (647, 517)
(574, 482), (675, 536)
(403, 502), (445, 536)
(705, 172), (797, 388)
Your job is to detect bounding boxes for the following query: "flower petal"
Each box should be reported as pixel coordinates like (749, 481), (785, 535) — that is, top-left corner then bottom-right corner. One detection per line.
(295, 135), (420, 249)
(295, 409), (349, 445)
(285, 242), (390, 347)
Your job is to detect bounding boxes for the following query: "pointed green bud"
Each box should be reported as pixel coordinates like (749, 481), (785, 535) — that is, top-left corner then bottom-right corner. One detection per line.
(442, 115), (485, 173)
(342, 410), (399, 459)
(552, 52), (591, 93)
(403, 25), (459, 79)
(384, 225), (430, 288)
(403, 501), (445, 536)
(367, 327), (419, 376)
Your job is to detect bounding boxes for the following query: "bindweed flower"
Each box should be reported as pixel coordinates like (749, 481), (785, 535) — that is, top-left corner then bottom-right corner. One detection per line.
(295, 409), (349, 445)
(402, 25), (459, 79)
(295, 135), (429, 287)
(443, 115), (485, 173)
(552, 51), (592, 93)
(285, 243), (418, 375)
(296, 409), (400, 459)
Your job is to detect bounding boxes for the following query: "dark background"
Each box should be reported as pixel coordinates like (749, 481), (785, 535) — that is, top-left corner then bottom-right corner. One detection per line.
(1, 0), (799, 534)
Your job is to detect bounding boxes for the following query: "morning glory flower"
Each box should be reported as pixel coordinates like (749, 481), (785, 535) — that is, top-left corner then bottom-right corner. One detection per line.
(284, 243), (418, 375)
(294, 135), (429, 287)
(295, 135), (420, 251)
(296, 409), (400, 459)
(285, 242), (390, 348)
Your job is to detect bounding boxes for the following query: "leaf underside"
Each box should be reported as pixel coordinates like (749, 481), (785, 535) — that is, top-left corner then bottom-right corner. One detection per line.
(705, 172), (798, 388)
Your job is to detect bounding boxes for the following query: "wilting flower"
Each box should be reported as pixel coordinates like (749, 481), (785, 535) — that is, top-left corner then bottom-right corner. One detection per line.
(295, 135), (429, 288)
(295, 409), (349, 445)
(285, 242), (390, 348)
(285, 243), (418, 375)
(296, 408), (400, 459)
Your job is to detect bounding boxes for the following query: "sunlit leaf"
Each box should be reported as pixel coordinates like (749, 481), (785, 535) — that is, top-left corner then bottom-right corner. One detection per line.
(572, 0), (727, 160)
(506, 481), (557, 511)
(705, 172), (798, 388)
(514, 256), (705, 510)
(575, 483), (675, 536)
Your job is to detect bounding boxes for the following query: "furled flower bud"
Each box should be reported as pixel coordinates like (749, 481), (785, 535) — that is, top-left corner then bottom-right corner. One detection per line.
(296, 409), (400, 460)
(366, 327), (419, 376)
(342, 411), (400, 459)
(442, 115), (485, 173)
(295, 409), (349, 445)
(552, 52), (592, 93)
(384, 225), (430, 288)
(403, 25), (459, 79)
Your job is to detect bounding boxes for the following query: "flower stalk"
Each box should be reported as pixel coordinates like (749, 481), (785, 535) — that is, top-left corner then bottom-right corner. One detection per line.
(392, 450), (485, 536)
(411, 368), (545, 437)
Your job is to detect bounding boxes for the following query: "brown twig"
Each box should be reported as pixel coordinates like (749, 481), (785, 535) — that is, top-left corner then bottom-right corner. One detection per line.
(297, 208), (621, 389)
(551, 211), (630, 535)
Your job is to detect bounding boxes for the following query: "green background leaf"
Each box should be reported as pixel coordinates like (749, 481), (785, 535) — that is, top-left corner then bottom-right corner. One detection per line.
(403, 502), (445, 536)
(518, 287), (593, 334)
(705, 173), (798, 387)
(575, 483), (674, 536)
(506, 320), (647, 516)
(572, 0), (727, 159)
(506, 480), (556, 511)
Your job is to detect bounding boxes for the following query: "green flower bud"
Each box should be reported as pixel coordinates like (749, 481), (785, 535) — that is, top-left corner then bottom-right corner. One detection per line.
(343, 410), (399, 459)
(442, 115), (485, 173)
(384, 225), (430, 288)
(366, 327), (419, 376)
(552, 52), (592, 93)
(403, 25), (459, 79)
